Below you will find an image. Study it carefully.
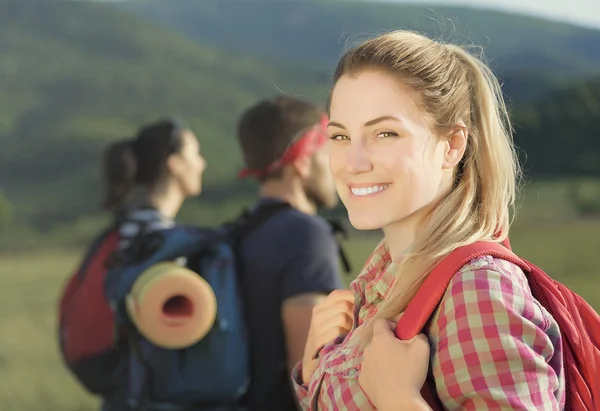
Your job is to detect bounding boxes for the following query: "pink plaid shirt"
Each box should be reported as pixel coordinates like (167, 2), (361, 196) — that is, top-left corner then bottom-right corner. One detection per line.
(291, 240), (566, 410)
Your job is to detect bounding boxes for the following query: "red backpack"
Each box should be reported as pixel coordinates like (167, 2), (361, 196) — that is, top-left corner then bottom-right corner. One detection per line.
(395, 239), (600, 410)
(57, 227), (124, 395)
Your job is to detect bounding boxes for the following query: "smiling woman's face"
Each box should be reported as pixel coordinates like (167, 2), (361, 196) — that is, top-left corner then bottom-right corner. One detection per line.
(327, 69), (456, 231)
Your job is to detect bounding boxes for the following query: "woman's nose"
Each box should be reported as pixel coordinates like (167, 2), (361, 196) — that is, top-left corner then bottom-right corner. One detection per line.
(346, 142), (373, 174)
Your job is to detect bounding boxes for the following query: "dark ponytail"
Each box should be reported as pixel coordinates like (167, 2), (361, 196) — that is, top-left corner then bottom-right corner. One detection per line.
(102, 139), (137, 212)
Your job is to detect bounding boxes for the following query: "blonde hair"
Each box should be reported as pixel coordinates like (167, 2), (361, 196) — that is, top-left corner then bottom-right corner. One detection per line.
(330, 30), (522, 344)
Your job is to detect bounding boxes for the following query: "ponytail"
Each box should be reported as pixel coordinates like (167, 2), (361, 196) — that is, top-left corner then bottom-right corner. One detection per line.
(102, 139), (137, 212)
(446, 44), (522, 239)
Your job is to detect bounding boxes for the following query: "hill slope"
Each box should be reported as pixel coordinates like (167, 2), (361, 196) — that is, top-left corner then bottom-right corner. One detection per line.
(118, 0), (600, 85)
(114, 0), (600, 179)
(0, 0), (325, 231)
(513, 77), (600, 177)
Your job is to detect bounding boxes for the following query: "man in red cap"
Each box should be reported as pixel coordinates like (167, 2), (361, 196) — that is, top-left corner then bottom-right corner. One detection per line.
(234, 95), (345, 411)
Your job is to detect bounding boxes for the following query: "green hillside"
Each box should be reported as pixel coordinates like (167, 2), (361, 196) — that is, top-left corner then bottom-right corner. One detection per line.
(118, 0), (600, 87)
(0, 0), (326, 242)
(111, 0), (600, 178)
(513, 77), (600, 177)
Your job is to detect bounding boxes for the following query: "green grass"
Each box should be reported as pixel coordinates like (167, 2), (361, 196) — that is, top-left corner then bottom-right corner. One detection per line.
(0, 250), (99, 411)
(2, 216), (599, 410)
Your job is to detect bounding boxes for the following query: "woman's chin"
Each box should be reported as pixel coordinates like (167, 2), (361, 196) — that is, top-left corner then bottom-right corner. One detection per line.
(347, 212), (385, 231)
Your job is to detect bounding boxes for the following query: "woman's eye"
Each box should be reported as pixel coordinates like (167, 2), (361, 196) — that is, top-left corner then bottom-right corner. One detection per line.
(330, 134), (349, 141)
(377, 131), (398, 138)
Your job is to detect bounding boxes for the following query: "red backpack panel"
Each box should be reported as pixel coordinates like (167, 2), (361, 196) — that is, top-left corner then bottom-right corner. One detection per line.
(395, 240), (600, 411)
(58, 228), (124, 395)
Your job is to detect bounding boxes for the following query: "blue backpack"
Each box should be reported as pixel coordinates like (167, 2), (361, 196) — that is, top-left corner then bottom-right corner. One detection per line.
(103, 202), (291, 410)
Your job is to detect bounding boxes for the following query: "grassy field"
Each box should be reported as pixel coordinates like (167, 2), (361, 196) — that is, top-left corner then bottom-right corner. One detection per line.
(1, 182), (599, 410)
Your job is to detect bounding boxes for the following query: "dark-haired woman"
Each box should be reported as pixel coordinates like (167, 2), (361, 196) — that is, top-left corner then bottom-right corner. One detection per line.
(103, 118), (206, 248)
(98, 118), (206, 411)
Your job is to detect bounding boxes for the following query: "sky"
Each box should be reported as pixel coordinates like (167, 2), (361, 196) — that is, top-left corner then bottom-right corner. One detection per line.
(381, 0), (600, 29)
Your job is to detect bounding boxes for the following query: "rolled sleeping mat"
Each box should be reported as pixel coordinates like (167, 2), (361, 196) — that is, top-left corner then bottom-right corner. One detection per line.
(125, 261), (217, 349)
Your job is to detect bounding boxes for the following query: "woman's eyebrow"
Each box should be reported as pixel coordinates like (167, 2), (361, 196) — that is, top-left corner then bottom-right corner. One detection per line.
(327, 121), (346, 129)
(364, 115), (402, 127)
(328, 115), (402, 130)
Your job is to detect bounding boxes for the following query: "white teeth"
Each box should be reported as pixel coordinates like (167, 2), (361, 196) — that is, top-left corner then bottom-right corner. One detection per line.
(350, 184), (390, 196)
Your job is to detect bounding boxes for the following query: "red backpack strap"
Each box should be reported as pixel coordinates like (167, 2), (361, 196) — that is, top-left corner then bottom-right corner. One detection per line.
(393, 239), (529, 409)
(394, 239), (525, 340)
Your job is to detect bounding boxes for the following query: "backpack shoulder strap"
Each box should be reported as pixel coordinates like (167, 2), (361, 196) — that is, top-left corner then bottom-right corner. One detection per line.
(326, 218), (353, 274)
(228, 201), (292, 245)
(75, 226), (119, 279)
(394, 240), (530, 340)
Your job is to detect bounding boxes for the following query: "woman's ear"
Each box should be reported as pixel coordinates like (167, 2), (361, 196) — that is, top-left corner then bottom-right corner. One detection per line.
(442, 123), (468, 170)
(166, 153), (185, 179)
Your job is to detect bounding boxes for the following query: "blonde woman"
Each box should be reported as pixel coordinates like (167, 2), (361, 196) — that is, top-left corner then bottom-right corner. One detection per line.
(291, 31), (565, 410)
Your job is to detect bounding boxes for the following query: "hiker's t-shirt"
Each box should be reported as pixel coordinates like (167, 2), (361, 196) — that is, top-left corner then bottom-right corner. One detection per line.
(237, 198), (345, 411)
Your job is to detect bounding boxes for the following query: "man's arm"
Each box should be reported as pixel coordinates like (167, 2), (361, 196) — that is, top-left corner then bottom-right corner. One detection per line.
(278, 217), (345, 375)
(281, 292), (328, 372)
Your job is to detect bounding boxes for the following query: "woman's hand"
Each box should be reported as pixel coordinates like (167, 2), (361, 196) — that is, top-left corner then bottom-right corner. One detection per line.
(301, 289), (355, 383)
(358, 318), (431, 410)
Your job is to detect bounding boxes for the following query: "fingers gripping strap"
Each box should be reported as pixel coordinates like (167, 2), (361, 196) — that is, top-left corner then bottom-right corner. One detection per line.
(394, 240), (530, 340)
